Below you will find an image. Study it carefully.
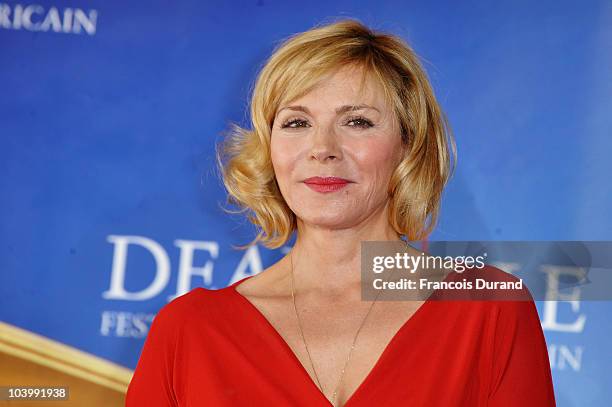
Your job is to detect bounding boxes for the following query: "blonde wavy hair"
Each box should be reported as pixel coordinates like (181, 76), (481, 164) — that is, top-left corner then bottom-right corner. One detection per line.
(216, 18), (456, 249)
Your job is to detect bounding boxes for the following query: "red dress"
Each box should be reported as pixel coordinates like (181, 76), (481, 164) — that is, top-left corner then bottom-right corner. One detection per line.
(126, 267), (556, 406)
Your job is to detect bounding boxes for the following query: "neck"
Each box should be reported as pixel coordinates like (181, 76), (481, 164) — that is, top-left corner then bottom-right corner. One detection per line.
(288, 201), (403, 296)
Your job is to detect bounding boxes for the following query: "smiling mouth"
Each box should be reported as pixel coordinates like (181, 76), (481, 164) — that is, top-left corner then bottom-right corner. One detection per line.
(302, 176), (353, 193)
(303, 176), (352, 184)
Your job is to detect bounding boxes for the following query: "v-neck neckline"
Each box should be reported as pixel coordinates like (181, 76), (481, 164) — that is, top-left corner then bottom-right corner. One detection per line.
(228, 274), (436, 407)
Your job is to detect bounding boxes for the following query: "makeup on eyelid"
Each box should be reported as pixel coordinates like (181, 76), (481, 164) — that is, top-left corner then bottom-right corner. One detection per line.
(279, 116), (375, 129)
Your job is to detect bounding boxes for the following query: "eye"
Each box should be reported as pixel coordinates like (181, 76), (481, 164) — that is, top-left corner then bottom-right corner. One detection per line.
(280, 117), (310, 129)
(278, 115), (375, 130)
(344, 115), (374, 129)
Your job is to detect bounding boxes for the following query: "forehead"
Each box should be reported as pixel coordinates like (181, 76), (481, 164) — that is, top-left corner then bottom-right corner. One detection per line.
(277, 65), (389, 114)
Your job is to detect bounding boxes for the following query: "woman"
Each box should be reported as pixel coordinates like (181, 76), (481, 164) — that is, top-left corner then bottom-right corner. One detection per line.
(126, 19), (555, 406)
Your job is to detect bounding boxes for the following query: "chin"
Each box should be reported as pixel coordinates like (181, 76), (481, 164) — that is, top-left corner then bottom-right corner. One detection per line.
(296, 208), (356, 229)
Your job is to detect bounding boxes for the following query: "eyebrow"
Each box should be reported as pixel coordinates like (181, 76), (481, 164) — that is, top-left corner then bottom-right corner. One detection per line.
(276, 104), (380, 117)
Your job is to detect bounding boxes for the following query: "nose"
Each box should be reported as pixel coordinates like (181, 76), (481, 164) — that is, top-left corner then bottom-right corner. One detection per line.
(309, 124), (343, 162)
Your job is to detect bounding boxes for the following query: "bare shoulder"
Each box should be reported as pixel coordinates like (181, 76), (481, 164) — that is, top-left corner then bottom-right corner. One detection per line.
(234, 258), (289, 300)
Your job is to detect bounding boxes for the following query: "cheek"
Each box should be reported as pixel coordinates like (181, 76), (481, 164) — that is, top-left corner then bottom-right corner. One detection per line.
(270, 137), (298, 181)
(354, 137), (400, 178)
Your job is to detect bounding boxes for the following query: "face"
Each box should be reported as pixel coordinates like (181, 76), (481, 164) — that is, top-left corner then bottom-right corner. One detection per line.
(270, 65), (405, 230)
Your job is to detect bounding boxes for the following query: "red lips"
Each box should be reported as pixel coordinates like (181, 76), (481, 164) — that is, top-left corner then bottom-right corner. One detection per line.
(303, 176), (352, 184)
(303, 176), (352, 193)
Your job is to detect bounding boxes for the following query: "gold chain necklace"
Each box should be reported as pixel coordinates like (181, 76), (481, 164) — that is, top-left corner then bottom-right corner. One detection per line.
(289, 245), (400, 406)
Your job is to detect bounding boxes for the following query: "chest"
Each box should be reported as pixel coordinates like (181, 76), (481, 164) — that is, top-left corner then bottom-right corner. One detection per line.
(179, 295), (495, 407)
(243, 295), (432, 405)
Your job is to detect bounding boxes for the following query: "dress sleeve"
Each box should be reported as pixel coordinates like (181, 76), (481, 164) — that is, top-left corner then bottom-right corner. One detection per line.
(125, 303), (180, 406)
(487, 298), (556, 406)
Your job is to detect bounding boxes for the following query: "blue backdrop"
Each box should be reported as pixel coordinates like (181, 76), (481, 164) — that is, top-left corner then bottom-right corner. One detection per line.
(1, 0), (610, 405)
